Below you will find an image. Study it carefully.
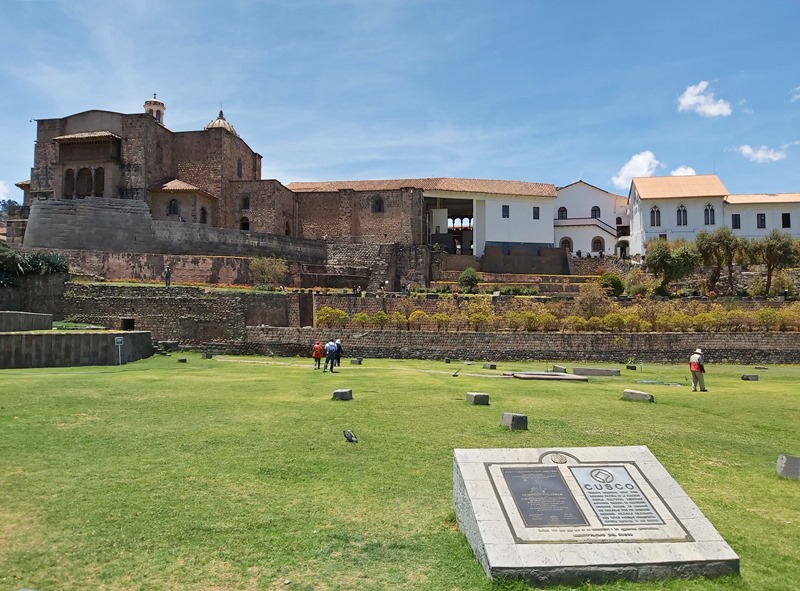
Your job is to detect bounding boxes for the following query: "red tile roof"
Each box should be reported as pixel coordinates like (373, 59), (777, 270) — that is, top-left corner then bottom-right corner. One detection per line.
(632, 175), (728, 199)
(725, 193), (800, 204)
(150, 178), (215, 198)
(287, 177), (557, 197)
(53, 131), (121, 142)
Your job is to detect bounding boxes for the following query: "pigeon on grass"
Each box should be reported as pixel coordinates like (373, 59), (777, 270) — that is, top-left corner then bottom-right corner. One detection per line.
(343, 429), (358, 443)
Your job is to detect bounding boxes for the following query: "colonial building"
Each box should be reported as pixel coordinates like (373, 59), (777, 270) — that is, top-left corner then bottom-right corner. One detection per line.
(554, 181), (629, 258)
(628, 175), (800, 256)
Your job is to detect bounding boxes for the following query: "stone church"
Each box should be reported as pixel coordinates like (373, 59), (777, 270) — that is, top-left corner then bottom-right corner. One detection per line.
(11, 96), (581, 288)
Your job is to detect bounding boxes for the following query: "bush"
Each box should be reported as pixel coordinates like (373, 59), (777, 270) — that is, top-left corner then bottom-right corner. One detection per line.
(458, 267), (479, 293)
(351, 312), (371, 328)
(469, 312), (491, 331)
(389, 311), (408, 330)
(598, 272), (624, 296)
(371, 311), (389, 329)
(316, 306), (348, 329)
(250, 257), (288, 286)
(431, 312), (450, 331)
(408, 310), (429, 331)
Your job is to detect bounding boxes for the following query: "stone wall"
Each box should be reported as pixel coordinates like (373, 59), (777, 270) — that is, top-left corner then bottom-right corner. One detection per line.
(0, 330), (153, 369)
(245, 327), (800, 364)
(0, 311), (52, 332)
(0, 274), (69, 317)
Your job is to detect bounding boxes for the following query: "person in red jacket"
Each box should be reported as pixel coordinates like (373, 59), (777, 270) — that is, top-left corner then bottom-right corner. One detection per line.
(689, 348), (707, 392)
(311, 340), (324, 370)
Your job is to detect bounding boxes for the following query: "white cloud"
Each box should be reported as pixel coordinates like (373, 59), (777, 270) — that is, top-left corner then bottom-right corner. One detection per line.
(791, 87), (800, 103)
(677, 81), (732, 117)
(611, 151), (660, 190)
(671, 166), (696, 176)
(0, 180), (9, 200)
(735, 144), (787, 163)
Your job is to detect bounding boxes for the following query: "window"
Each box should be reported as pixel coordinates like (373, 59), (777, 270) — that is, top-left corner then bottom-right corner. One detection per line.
(560, 238), (573, 252)
(372, 196), (384, 213)
(757, 213), (766, 229)
(557, 206), (567, 219)
(731, 214), (741, 229)
(199, 207), (208, 224)
(240, 216), (250, 231)
(76, 168), (92, 197)
(616, 216), (622, 225)
(167, 199), (180, 216)
(783, 213), (791, 228)
(650, 205), (661, 227)
(592, 237), (604, 252)
(704, 204), (715, 225)
(677, 205), (687, 226)
(532, 206), (539, 220)
(502, 205), (509, 218)
(591, 206), (600, 219)
(241, 196), (250, 210)
(659, 233), (668, 241)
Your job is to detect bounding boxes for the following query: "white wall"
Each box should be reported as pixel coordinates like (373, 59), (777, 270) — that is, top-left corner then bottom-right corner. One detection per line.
(481, 196), (554, 251)
(630, 196), (725, 255)
(726, 203), (800, 238)
(429, 208), (448, 236)
(554, 225), (616, 256)
(555, 182), (627, 255)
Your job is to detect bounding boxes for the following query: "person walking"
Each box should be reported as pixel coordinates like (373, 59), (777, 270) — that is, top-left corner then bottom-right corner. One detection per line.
(334, 339), (343, 367)
(689, 348), (707, 392)
(323, 338), (337, 373)
(164, 265), (172, 288)
(311, 340), (324, 369)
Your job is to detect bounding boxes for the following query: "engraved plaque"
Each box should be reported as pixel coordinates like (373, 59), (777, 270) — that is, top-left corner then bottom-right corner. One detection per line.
(501, 467), (588, 527)
(570, 466), (663, 526)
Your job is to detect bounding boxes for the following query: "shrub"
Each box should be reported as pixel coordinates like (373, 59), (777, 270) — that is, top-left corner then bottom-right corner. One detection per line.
(250, 257), (288, 286)
(560, 315), (587, 332)
(408, 310), (429, 331)
(505, 310), (526, 331)
(756, 308), (782, 331)
(351, 312), (371, 328)
(598, 272), (624, 296)
(371, 311), (389, 329)
(458, 267), (479, 293)
(469, 312), (491, 332)
(389, 311), (408, 330)
(431, 312), (450, 331)
(601, 312), (625, 332)
(316, 306), (348, 329)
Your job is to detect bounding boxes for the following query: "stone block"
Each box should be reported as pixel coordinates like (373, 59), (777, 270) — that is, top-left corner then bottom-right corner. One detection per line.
(483, 363), (497, 370)
(626, 364), (638, 370)
(500, 412), (528, 430)
(332, 388), (353, 401)
(777, 454), (800, 479)
(444, 358), (451, 363)
(466, 392), (490, 405)
(178, 357), (187, 363)
(741, 374), (759, 381)
(202, 351), (213, 359)
(755, 366), (768, 370)
(350, 357), (362, 364)
(552, 364), (567, 373)
(622, 389), (655, 403)
(573, 367), (621, 376)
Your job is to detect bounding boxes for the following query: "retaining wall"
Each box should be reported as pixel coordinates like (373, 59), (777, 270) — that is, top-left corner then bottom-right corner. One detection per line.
(0, 330), (153, 369)
(0, 311), (52, 332)
(244, 327), (800, 364)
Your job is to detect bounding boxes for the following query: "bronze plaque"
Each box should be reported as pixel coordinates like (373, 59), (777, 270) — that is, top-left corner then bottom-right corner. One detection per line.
(501, 467), (589, 527)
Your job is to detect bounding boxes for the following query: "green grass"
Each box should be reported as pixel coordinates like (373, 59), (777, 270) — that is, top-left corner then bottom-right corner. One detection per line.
(1, 355), (799, 591)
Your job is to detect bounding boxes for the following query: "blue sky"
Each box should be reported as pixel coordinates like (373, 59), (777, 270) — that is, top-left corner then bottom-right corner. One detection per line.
(1, 0), (799, 203)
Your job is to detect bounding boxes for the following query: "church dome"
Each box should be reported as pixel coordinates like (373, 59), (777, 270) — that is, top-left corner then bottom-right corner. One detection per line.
(205, 110), (238, 136)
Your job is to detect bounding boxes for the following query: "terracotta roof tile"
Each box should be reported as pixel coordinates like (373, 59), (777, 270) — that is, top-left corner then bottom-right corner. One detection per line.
(287, 177), (557, 197)
(53, 131), (121, 142)
(632, 175), (728, 199)
(150, 178), (215, 198)
(725, 193), (800, 205)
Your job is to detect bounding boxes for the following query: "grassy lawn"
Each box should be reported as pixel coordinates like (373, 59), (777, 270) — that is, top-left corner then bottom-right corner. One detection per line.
(1, 355), (798, 591)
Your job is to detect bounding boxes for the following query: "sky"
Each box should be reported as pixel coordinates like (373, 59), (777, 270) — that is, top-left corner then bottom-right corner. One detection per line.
(1, 0), (799, 204)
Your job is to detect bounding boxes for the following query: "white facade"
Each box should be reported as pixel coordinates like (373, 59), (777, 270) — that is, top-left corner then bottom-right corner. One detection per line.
(724, 195), (800, 239)
(554, 181), (628, 256)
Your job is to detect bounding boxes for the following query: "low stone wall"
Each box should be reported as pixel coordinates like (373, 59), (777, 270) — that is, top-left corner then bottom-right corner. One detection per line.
(0, 274), (69, 317)
(244, 327), (800, 364)
(0, 330), (153, 369)
(0, 311), (52, 332)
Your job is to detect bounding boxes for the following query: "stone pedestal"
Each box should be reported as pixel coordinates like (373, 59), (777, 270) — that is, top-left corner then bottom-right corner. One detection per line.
(466, 392), (490, 405)
(332, 389), (353, 401)
(741, 374), (759, 381)
(622, 389), (655, 403)
(483, 363), (497, 370)
(777, 454), (800, 479)
(501, 413), (528, 430)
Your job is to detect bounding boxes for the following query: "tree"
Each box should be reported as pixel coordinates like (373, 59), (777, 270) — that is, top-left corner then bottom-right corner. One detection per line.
(408, 310), (429, 331)
(458, 267), (479, 293)
(694, 227), (741, 293)
(745, 230), (797, 296)
(645, 239), (700, 295)
(574, 281), (613, 319)
(316, 306), (348, 328)
(597, 272), (624, 296)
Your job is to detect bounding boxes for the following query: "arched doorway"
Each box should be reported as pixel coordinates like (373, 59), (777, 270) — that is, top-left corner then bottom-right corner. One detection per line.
(240, 217), (250, 231)
(560, 237), (573, 253)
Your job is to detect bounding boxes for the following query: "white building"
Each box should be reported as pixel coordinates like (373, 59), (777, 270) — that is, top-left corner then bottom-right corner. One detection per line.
(554, 181), (629, 257)
(628, 175), (800, 256)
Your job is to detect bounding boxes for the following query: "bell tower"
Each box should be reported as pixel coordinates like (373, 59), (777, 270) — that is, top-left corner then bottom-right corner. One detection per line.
(144, 93), (166, 124)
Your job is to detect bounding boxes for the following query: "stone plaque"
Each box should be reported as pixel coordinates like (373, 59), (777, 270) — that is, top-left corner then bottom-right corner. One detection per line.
(454, 446), (739, 586)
